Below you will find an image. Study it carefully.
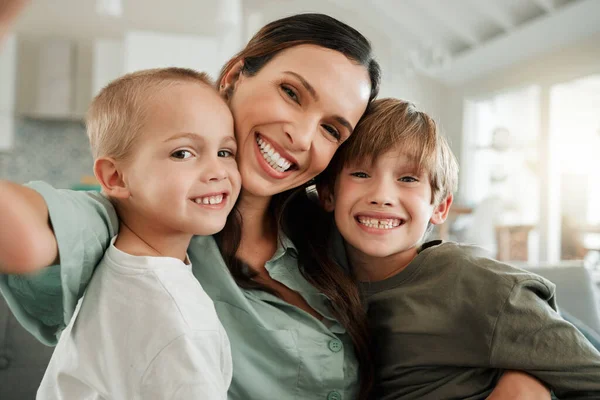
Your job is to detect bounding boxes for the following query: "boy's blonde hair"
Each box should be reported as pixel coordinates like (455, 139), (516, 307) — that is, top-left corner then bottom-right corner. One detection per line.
(86, 67), (214, 160)
(319, 98), (459, 205)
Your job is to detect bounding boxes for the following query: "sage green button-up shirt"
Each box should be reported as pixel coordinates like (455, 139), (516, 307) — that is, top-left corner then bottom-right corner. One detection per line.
(0, 182), (359, 399)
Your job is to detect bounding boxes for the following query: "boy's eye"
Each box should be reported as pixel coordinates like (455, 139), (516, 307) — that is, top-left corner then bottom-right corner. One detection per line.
(322, 124), (340, 141)
(281, 85), (299, 103)
(399, 176), (418, 183)
(218, 149), (235, 158)
(171, 150), (194, 159)
(350, 171), (369, 179)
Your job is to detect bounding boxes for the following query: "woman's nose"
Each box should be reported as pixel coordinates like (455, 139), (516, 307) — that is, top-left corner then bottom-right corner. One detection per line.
(285, 120), (318, 152)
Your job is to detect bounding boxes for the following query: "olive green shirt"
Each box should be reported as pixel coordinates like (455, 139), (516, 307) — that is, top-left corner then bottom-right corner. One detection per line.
(0, 182), (358, 400)
(353, 240), (600, 400)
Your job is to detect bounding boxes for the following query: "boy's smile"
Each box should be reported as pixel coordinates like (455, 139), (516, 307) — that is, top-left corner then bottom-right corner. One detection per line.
(355, 213), (404, 233)
(328, 149), (450, 281)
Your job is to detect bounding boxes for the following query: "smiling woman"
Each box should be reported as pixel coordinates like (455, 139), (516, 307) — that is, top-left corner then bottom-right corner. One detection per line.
(0, 13), (382, 400)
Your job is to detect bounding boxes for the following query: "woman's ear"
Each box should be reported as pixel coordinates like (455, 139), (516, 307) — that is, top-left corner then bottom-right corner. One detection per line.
(219, 60), (244, 97)
(93, 157), (130, 199)
(430, 193), (453, 225)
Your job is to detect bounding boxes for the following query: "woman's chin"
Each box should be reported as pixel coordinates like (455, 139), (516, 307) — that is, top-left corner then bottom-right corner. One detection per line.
(240, 176), (308, 199)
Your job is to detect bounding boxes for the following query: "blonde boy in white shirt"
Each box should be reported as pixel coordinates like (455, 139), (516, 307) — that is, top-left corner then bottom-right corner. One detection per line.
(36, 68), (241, 400)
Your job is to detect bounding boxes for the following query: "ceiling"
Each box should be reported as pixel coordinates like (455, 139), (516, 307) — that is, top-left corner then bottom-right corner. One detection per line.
(12, 0), (600, 86)
(249, 0), (600, 85)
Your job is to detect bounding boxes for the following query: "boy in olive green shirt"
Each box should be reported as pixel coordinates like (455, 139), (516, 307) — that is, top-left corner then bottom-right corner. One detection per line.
(316, 98), (600, 399)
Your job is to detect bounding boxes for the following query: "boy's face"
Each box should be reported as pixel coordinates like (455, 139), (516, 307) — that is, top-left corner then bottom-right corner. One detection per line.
(327, 149), (450, 261)
(121, 82), (241, 236)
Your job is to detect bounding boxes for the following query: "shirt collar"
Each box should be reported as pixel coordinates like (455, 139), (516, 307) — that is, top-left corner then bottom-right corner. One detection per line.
(269, 229), (298, 263)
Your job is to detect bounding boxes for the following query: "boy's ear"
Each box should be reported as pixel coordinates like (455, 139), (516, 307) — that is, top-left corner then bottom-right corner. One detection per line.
(317, 183), (335, 212)
(93, 157), (130, 199)
(430, 193), (453, 225)
(219, 60), (244, 95)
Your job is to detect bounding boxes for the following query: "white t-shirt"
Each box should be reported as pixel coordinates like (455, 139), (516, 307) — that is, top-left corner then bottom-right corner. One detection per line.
(37, 238), (232, 400)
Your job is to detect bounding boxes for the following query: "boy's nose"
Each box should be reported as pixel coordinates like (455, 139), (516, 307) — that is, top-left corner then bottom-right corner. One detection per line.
(203, 164), (228, 183)
(368, 184), (397, 207)
(369, 198), (394, 207)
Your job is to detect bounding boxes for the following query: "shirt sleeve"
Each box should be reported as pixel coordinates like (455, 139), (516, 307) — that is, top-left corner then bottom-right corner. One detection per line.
(0, 181), (118, 345)
(140, 331), (231, 400)
(489, 276), (600, 398)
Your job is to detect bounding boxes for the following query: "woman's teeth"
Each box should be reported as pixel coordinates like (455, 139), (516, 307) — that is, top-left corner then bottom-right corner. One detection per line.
(194, 195), (224, 205)
(357, 216), (401, 229)
(256, 136), (293, 173)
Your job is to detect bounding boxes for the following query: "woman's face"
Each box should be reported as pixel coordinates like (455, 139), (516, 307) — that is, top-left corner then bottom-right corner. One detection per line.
(226, 44), (372, 197)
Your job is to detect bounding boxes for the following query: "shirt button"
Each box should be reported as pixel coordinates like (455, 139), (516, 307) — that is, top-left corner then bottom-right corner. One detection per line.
(328, 339), (343, 353)
(0, 356), (10, 370)
(327, 391), (342, 400)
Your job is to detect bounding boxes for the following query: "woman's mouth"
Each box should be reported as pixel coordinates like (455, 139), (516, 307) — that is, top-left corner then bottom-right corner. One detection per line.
(256, 135), (296, 173)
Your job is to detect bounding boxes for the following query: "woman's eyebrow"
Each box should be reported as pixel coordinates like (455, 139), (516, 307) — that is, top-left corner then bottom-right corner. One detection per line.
(283, 71), (319, 101)
(283, 71), (353, 134)
(335, 116), (353, 135)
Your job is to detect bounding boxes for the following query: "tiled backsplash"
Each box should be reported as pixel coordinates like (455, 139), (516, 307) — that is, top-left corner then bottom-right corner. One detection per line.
(0, 118), (93, 189)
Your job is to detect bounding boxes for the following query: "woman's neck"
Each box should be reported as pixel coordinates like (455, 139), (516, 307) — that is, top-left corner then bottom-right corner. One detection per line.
(114, 210), (191, 264)
(347, 244), (418, 282)
(235, 189), (278, 272)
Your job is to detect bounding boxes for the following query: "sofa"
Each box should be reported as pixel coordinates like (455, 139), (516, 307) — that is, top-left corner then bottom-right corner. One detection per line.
(1, 262), (600, 400)
(0, 293), (54, 400)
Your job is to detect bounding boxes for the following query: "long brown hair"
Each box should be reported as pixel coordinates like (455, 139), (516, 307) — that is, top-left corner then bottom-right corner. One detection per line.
(214, 13), (381, 399)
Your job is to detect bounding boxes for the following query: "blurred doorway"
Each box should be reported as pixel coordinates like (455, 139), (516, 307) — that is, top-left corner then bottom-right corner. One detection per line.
(549, 75), (600, 265)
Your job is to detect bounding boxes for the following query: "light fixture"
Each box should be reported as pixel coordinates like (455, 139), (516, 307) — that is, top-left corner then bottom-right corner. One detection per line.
(400, 43), (452, 77)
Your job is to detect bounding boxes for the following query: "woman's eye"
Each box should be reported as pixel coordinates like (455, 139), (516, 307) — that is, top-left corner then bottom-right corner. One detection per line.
(218, 149), (235, 158)
(281, 85), (299, 103)
(399, 176), (418, 183)
(171, 150), (194, 159)
(322, 124), (340, 140)
(350, 171), (369, 179)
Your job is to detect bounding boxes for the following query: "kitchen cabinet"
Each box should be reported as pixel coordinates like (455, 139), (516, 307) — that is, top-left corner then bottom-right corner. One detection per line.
(92, 39), (124, 98)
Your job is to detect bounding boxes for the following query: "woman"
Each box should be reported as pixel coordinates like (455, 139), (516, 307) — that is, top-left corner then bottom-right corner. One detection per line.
(1, 13), (548, 399)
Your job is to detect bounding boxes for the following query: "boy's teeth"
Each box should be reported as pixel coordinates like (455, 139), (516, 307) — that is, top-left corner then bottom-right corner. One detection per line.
(195, 195), (224, 205)
(256, 136), (293, 173)
(357, 216), (401, 229)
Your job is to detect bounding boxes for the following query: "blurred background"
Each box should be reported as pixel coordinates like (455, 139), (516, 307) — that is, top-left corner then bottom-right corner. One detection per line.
(0, 0), (599, 267)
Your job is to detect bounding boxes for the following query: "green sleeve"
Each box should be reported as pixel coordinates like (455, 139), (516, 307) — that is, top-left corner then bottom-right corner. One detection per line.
(490, 277), (600, 398)
(0, 181), (118, 345)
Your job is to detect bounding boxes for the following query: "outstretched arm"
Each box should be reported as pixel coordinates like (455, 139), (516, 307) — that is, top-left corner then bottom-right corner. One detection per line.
(0, 181), (118, 344)
(0, 180), (58, 273)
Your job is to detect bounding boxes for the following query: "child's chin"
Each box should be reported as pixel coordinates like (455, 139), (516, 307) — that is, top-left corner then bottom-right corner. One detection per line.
(191, 221), (227, 236)
(360, 243), (403, 259)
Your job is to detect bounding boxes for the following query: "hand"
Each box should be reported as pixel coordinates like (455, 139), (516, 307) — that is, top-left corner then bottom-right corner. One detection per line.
(487, 371), (551, 400)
